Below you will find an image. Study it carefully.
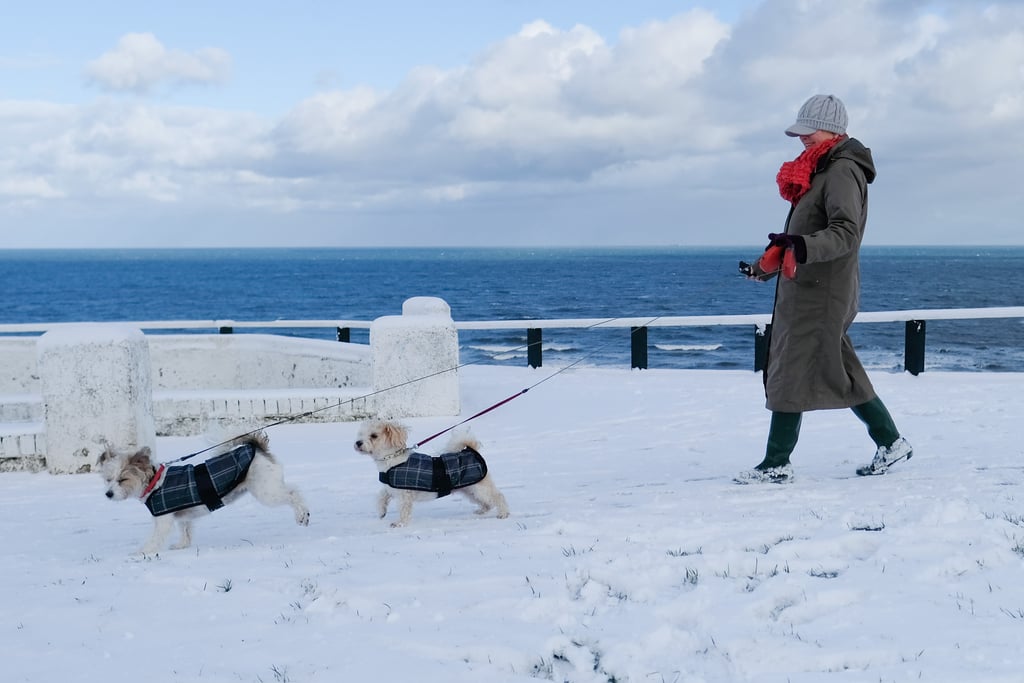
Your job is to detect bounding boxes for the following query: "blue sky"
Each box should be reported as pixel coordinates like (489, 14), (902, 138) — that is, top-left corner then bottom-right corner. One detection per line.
(2, 0), (1022, 247)
(6, 1), (755, 112)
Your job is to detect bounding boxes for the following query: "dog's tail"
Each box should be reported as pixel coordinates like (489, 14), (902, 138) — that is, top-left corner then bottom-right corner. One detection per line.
(444, 430), (481, 454)
(233, 430), (272, 457)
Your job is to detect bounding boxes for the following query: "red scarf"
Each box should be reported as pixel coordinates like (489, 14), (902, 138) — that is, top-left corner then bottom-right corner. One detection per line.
(776, 134), (846, 204)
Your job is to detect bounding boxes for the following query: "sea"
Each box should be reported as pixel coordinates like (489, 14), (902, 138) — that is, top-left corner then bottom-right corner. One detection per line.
(1, 247), (1022, 372)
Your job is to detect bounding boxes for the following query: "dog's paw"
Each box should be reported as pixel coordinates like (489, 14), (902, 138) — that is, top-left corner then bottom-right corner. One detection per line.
(295, 508), (311, 526)
(389, 521), (407, 528)
(496, 511), (510, 519)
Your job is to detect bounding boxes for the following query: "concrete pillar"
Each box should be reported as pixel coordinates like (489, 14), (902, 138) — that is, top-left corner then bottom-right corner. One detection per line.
(370, 297), (460, 418)
(37, 325), (156, 474)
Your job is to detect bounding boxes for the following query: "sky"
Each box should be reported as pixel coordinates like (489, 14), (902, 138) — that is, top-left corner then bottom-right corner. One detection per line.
(1, 0), (1023, 248)
(3, 364), (1024, 681)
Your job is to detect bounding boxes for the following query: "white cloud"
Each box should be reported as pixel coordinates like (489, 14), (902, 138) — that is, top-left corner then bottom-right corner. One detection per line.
(0, 173), (64, 200)
(118, 171), (180, 202)
(269, 9), (733, 189)
(2, 2), (1024, 247)
(84, 33), (231, 93)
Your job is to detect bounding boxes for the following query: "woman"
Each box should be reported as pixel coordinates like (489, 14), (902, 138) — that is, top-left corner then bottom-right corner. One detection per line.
(738, 94), (913, 483)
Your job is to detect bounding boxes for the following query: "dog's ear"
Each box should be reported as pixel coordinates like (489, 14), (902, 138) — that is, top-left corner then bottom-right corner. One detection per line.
(128, 447), (152, 468)
(381, 422), (408, 448)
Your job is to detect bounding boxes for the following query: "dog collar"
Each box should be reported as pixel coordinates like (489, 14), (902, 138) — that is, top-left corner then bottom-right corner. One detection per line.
(379, 448), (412, 468)
(140, 464), (166, 500)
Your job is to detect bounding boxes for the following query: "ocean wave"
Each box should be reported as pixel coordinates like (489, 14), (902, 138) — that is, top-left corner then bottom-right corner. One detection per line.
(654, 344), (722, 352)
(466, 344), (577, 353)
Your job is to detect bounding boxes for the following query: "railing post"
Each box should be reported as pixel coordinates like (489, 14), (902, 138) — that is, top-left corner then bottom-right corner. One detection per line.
(37, 325), (156, 474)
(754, 323), (771, 372)
(631, 326), (648, 369)
(371, 297), (460, 417)
(527, 328), (542, 368)
(904, 320), (926, 375)
(336, 326), (350, 342)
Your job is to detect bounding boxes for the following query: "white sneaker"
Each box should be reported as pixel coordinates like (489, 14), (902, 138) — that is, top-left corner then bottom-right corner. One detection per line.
(856, 437), (913, 476)
(734, 464), (794, 484)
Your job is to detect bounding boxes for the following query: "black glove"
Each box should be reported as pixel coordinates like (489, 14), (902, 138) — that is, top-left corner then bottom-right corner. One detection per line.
(767, 232), (807, 264)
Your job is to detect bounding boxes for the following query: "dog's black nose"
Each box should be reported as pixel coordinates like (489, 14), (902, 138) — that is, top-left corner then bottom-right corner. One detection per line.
(105, 490), (114, 498)
(354, 440), (362, 448)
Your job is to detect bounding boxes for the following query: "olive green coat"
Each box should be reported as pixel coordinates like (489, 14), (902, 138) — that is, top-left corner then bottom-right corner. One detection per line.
(764, 137), (878, 413)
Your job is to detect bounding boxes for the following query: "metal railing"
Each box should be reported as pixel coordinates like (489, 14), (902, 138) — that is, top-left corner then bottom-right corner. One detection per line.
(1, 306), (1022, 375)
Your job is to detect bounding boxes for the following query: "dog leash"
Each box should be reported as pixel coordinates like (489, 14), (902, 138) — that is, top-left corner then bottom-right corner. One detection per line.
(411, 390), (528, 449)
(169, 316), (662, 461)
(412, 316), (663, 448)
(163, 360), (494, 464)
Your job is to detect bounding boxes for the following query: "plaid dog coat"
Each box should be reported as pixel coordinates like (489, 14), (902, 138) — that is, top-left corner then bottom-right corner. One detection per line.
(144, 443), (257, 516)
(379, 448), (488, 498)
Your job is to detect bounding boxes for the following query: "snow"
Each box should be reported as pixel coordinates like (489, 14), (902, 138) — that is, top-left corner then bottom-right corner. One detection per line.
(2, 365), (1023, 682)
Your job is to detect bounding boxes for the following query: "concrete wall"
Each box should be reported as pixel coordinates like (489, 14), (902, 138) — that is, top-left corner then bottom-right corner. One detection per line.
(37, 325), (155, 474)
(0, 298), (461, 473)
(0, 338), (44, 470)
(0, 331), (375, 471)
(149, 334), (370, 391)
(371, 297), (460, 418)
(0, 337), (40, 393)
(0, 333), (371, 394)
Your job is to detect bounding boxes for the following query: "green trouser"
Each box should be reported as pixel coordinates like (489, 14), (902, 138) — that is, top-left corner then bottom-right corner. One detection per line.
(851, 396), (900, 449)
(757, 397), (900, 470)
(756, 411), (802, 470)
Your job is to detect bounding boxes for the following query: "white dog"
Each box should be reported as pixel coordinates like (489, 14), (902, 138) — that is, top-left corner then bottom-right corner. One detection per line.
(98, 431), (310, 553)
(354, 419), (510, 527)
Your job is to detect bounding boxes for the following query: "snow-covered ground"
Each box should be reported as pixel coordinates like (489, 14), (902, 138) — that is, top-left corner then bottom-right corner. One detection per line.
(3, 366), (1023, 682)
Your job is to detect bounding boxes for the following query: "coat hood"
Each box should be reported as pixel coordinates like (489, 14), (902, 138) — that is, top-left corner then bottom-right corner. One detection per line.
(827, 137), (876, 184)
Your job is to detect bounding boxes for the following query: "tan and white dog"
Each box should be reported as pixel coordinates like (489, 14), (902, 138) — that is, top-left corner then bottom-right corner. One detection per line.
(98, 432), (309, 553)
(354, 419), (509, 527)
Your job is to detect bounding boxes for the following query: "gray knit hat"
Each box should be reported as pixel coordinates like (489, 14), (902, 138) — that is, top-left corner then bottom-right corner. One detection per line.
(785, 94), (848, 137)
